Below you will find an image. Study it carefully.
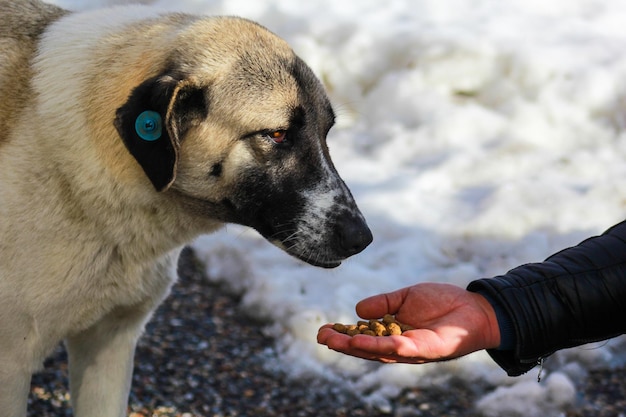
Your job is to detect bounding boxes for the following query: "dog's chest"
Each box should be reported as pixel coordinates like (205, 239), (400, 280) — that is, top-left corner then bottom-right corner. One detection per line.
(63, 246), (179, 330)
(4, 237), (178, 343)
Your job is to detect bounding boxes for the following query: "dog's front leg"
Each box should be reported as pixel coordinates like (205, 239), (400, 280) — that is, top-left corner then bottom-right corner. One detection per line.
(65, 304), (154, 417)
(0, 309), (39, 416)
(0, 364), (30, 417)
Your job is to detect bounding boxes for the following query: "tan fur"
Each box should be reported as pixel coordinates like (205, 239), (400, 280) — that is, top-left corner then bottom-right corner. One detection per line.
(0, 0), (67, 143)
(0, 2), (371, 416)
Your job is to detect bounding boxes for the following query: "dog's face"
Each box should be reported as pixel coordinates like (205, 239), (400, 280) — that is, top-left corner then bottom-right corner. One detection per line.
(114, 17), (372, 267)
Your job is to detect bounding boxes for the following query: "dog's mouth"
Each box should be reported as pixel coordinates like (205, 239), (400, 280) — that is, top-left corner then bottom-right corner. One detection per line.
(305, 257), (343, 269)
(264, 212), (372, 269)
(269, 238), (344, 269)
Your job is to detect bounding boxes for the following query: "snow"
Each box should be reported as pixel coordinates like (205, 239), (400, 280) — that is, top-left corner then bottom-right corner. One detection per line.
(49, 0), (626, 414)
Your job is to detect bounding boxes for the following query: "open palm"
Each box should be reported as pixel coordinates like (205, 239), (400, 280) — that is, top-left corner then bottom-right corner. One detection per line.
(317, 283), (501, 363)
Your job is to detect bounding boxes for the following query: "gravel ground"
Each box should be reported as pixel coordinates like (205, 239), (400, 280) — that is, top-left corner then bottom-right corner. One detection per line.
(28, 248), (626, 416)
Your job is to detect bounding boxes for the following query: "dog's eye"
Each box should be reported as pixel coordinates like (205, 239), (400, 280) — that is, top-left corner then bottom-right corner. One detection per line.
(263, 130), (287, 144)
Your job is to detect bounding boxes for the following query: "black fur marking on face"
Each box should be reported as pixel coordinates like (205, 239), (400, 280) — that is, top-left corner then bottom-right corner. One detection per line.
(289, 105), (306, 129)
(209, 162), (223, 177)
(289, 57), (336, 134)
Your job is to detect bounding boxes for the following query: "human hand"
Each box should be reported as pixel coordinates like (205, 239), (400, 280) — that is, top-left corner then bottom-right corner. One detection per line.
(317, 283), (500, 363)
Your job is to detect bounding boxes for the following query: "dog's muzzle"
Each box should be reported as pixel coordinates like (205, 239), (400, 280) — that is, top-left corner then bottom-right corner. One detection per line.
(271, 202), (373, 269)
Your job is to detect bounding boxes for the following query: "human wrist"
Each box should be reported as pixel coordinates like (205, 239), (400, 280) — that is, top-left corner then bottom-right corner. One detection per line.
(470, 291), (502, 350)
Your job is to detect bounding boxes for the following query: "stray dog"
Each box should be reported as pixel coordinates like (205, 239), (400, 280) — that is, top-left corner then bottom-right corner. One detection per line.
(0, 1), (372, 415)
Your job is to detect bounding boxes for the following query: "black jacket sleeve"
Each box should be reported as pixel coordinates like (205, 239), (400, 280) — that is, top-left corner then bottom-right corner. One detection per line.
(467, 221), (626, 376)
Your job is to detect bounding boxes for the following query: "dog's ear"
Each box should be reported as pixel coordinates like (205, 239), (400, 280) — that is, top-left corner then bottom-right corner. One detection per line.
(114, 75), (208, 191)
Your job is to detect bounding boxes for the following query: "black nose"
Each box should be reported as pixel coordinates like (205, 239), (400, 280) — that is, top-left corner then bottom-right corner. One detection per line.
(336, 214), (373, 258)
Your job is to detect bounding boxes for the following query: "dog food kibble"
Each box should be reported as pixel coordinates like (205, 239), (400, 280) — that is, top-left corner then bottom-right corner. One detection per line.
(387, 322), (402, 335)
(332, 314), (414, 337)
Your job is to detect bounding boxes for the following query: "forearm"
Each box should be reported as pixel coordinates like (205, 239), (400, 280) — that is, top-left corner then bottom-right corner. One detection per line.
(468, 221), (626, 376)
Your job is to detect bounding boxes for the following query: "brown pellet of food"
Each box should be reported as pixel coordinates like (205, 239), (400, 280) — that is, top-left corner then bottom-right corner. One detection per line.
(386, 322), (402, 335)
(346, 325), (360, 336)
(400, 323), (415, 332)
(332, 323), (348, 333)
(369, 320), (388, 336)
(332, 315), (413, 337)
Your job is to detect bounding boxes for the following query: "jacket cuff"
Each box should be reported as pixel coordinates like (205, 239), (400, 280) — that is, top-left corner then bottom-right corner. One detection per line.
(474, 290), (516, 351)
(467, 278), (539, 376)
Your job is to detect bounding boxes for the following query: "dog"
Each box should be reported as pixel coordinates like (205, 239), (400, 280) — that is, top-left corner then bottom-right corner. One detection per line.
(0, 1), (372, 415)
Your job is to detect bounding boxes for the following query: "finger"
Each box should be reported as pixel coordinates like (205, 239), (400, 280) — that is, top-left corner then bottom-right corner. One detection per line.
(318, 329), (405, 362)
(331, 347), (408, 363)
(317, 327), (353, 350)
(355, 286), (410, 319)
(318, 327), (445, 364)
(332, 334), (434, 364)
(349, 331), (450, 362)
(349, 333), (419, 356)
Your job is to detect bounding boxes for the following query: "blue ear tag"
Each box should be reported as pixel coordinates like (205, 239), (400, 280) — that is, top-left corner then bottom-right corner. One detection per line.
(135, 110), (162, 141)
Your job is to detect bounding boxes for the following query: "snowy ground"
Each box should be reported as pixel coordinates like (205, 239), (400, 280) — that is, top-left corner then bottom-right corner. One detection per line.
(51, 0), (626, 415)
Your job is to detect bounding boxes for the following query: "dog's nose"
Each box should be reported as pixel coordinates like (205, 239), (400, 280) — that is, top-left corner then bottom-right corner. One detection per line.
(337, 215), (373, 258)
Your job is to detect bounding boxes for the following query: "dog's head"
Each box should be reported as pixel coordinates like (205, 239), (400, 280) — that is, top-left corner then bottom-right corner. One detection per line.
(114, 16), (372, 267)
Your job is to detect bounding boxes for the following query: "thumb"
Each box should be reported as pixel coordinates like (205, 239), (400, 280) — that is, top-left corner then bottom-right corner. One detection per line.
(355, 287), (409, 319)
